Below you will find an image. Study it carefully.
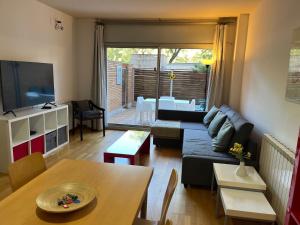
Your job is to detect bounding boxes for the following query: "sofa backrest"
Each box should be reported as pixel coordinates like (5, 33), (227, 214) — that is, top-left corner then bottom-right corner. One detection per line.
(157, 109), (206, 123)
(219, 105), (254, 148)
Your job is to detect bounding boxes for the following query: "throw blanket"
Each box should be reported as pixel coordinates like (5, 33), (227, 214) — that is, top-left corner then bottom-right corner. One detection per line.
(151, 120), (181, 139)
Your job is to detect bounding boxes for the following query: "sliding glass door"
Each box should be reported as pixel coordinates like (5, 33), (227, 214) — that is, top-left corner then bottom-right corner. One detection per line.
(106, 47), (212, 128)
(106, 48), (158, 127)
(159, 48), (212, 111)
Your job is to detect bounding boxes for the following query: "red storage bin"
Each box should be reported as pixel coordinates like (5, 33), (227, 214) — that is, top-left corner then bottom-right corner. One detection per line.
(13, 142), (29, 161)
(31, 135), (45, 154)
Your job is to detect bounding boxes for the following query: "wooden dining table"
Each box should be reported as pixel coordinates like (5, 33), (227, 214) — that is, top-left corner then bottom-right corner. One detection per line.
(0, 159), (153, 225)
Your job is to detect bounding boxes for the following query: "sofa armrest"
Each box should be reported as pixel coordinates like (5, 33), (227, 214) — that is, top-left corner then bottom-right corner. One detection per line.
(158, 110), (207, 123)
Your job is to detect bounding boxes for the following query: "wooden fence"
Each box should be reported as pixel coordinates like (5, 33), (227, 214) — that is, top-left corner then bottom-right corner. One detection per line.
(134, 69), (207, 101)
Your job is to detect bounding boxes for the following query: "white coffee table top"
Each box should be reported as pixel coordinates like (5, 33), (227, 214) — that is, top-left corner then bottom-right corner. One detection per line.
(220, 188), (276, 221)
(213, 163), (266, 191)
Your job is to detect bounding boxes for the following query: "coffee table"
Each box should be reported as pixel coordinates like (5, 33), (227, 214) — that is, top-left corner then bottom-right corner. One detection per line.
(212, 163), (267, 217)
(220, 188), (276, 225)
(104, 130), (150, 165)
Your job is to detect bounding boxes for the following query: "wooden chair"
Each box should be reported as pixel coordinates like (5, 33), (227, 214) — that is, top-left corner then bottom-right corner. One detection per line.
(134, 169), (178, 225)
(8, 153), (46, 191)
(164, 220), (172, 225)
(72, 100), (105, 141)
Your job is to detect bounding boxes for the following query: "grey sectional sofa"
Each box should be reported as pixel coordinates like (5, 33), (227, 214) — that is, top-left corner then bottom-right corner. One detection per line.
(152, 105), (259, 187)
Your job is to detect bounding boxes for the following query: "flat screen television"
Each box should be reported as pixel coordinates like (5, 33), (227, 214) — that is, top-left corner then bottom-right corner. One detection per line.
(0, 60), (55, 112)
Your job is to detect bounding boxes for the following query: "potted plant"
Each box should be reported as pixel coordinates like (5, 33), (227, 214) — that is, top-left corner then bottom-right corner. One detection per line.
(229, 143), (251, 177)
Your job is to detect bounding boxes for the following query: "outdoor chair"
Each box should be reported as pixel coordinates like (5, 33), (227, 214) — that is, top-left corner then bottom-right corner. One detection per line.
(160, 96), (175, 100)
(136, 96), (145, 123)
(159, 99), (176, 110)
(72, 100), (105, 141)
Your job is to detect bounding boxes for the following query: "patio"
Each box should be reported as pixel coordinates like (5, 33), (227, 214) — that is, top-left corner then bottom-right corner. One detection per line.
(108, 102), (205, 127)
(108, 107), (145, 126)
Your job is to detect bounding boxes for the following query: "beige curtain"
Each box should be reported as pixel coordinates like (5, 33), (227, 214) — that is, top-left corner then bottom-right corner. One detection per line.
(207, 24), (227, 110)
(92, 24), (107, 129)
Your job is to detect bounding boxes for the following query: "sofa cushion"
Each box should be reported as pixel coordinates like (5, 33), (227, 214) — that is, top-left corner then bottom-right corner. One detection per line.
(151, 120), (181, 139)
(208, 111), (227, 137)
(212, 118), (234, 152)
(182, 129), (234, 160)
(220, 105), (254, 147)
(203, 106), (219, 126)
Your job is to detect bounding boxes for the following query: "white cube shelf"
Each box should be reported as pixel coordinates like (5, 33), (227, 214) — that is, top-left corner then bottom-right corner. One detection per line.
(29, 115), (44, 139)
(11, 118), (30, 146)
(0, 105), (69, 173)
(57, 108), (68, 128)
(45, 111), (57, 133)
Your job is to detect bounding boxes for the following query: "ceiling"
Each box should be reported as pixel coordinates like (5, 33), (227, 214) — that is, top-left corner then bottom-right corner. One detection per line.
(38, 0), (261, 19)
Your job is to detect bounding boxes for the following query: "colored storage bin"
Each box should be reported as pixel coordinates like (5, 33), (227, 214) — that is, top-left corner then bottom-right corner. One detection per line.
(13, 142), (29, 161)
(45, 131), (57, 152)
(58, 126), (67, 145)
(31, 135), (45, 154)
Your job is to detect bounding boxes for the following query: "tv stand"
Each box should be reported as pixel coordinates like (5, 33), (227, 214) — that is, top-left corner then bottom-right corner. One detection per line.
(42, 102), (57, 109)
(0, 105), (69, 173)
(3, 110), (16, 117)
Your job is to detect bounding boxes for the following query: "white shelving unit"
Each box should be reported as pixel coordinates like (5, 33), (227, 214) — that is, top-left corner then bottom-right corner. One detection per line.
(0, 105), (69, 173)
(45, 111), (58, 133)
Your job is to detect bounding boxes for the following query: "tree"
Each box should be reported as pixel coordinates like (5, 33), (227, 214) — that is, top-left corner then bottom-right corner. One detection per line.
(168, 49), (181, 63)
(107, 48), (213, 65)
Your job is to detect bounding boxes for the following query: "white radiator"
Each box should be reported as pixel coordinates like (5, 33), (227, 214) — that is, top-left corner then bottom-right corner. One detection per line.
(259, 134), (295, 225)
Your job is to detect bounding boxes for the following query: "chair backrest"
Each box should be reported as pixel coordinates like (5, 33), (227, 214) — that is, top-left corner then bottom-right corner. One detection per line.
(159, 169), (178, 225)
(159, 99), (176, 110)
(189, 99), (196, 111)
(136, 96), (145, 111)
(143, 101), (154, 112)
(8, 153), (46, 191)
(165, 219), (173, 225)
(190, 99), (195, 106)
(160, 96), (175, 100)
(72, 100), (92, 113)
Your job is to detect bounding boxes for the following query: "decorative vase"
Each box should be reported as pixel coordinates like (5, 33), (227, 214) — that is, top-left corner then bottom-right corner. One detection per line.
(235, 161), (248, 177)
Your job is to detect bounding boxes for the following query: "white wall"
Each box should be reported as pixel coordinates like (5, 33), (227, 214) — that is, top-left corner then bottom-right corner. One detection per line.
(74, 18), (95, 100)
(240, 0), (300, 150)
(0, 0), (76, 103)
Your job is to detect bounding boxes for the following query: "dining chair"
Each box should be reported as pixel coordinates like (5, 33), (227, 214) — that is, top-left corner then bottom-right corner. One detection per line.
(134, 169), (178, 225)
(165, 220), (173, 225)
(8, 153), (46, 191)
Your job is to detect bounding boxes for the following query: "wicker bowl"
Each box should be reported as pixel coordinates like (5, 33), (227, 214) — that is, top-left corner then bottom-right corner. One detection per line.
(36, 182), (96, 213)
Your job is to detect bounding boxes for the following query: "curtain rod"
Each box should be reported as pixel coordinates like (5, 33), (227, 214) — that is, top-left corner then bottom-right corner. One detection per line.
(95, 17), (236, 25)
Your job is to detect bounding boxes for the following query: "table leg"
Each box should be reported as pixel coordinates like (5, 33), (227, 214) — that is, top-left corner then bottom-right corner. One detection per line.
(129, 155), (138, 165)
(141, 135), (150, 154)
(104, 153), (115, 163)
(215, 187), (220, 217)
(224, 216), (229, 225)
(211, 172), (215, 193)
(141, 192), (148, 219)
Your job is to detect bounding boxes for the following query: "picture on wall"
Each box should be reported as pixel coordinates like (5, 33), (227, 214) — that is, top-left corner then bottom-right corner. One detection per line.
(286, 27), (300, 104)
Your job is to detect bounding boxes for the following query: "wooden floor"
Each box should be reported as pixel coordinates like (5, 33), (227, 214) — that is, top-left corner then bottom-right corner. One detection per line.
(0, 129), (251, 225)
